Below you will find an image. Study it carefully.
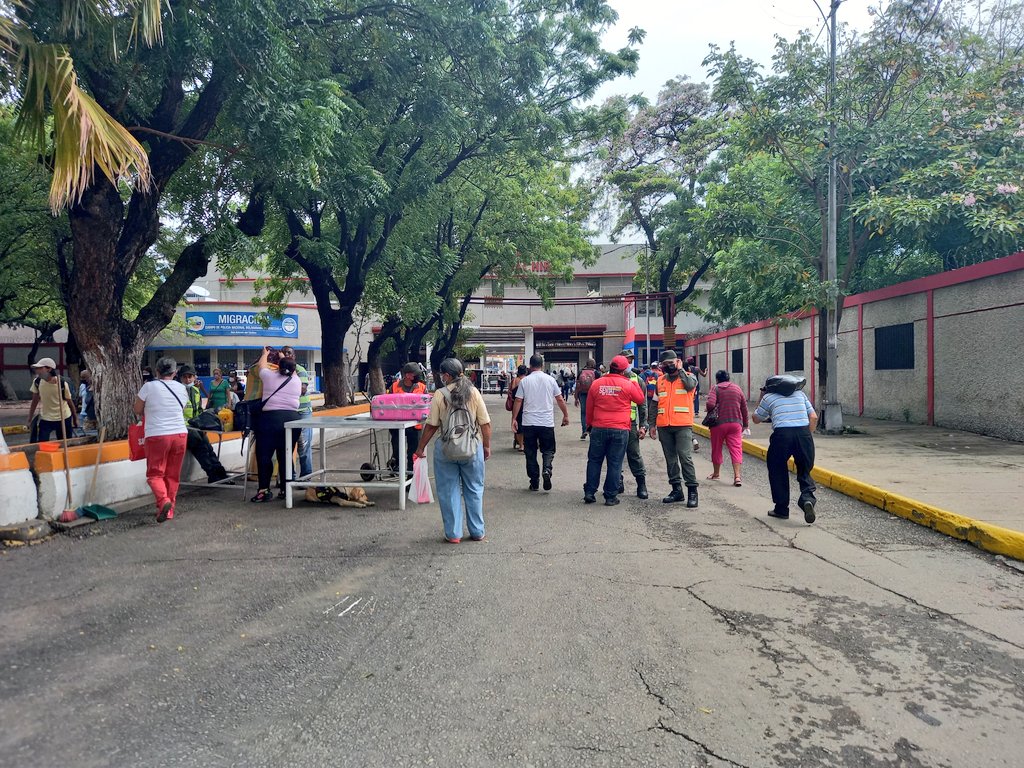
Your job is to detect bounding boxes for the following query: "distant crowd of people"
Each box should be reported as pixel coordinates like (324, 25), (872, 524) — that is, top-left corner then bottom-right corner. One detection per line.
(406, 349), (817, 543)
(24, 346), (817, 537)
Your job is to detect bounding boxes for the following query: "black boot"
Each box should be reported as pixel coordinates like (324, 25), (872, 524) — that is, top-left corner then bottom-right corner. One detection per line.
(686, 486), (699, 508)
(636, 477), (649, 499)
(662, 484), (684, 503)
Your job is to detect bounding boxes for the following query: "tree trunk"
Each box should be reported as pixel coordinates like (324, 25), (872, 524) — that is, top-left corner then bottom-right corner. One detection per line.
(365, 329), (388, 397)
(81, 339), (147, 439)
(368, 363), (386, 396)
(318, 305), (351, 406)
(429, 344), (448, 378)
(0, 373), (17, 401)
(365, 337), (390, 398)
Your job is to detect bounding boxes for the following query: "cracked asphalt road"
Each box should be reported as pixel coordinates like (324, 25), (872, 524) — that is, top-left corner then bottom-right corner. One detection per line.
(2, 395), (1022, 767)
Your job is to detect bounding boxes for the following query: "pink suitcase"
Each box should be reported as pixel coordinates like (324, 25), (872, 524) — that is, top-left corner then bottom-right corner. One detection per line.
(370, 392), (432, 421)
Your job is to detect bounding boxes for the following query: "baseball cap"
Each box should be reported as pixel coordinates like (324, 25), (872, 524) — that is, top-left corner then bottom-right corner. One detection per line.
(31, 357), (57, 369)
(610, 355), (630, 372)
(620, 348), (634, 358)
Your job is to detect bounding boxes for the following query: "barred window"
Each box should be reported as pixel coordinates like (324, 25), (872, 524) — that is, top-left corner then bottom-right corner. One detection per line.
(731, 348), (744, 373)
(875, 323), (915, 370)
(784, 340), (804, 371)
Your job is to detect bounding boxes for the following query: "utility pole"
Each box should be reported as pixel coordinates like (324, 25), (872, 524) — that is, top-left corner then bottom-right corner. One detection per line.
(643, 243), (651, 367)
(822, 0), (844, 433)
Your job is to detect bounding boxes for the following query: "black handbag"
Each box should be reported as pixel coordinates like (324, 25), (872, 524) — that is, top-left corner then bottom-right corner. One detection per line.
(235, 376), (291, 433)
(188, 409), (223, 432)
(701, 386), (719, 428)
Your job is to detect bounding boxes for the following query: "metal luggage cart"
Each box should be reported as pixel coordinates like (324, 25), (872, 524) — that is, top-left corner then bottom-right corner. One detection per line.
(283, 414), (418, 510)
(359, 427), (398, 481)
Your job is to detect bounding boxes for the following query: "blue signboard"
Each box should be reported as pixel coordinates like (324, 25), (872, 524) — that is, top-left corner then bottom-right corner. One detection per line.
(185, 311), (299, 338)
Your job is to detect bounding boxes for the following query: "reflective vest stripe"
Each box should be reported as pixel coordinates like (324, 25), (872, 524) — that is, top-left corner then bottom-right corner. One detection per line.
(655, 374), (695, 427)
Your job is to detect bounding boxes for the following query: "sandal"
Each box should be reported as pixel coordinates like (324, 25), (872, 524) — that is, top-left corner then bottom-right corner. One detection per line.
(706, 474), (720, 480)
(277, 489), (287, 499)
(156, 501), (172, 523)
(250, 490), (273, 503)
(734, 478), (742, 487)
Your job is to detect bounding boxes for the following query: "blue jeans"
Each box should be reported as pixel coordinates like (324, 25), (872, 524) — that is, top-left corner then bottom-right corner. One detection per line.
(433, 443), (486, 541)
(297, 410), (313, 477)
(584, 427), (629, 500)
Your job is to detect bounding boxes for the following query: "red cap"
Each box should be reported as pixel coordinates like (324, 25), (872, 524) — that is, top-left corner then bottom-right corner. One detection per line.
(610, 355), (630, 372)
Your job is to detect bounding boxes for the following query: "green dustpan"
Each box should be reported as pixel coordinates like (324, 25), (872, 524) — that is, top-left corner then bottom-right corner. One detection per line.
(78, 428), (117, 521)
(80, 504), (117, 521)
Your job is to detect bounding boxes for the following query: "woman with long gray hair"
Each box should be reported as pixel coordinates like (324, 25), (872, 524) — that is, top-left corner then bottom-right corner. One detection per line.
(133, 356), (188, 523)
(414, 358), (492, 543)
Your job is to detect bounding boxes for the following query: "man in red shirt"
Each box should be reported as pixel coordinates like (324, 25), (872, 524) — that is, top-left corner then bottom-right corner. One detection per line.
(583, 355), (645, 506)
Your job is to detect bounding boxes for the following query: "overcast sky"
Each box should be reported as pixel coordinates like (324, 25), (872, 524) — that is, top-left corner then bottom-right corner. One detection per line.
(593, 0), (878, 102)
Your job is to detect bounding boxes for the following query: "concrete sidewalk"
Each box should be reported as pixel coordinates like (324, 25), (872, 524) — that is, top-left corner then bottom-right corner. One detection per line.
(694, 413), (1024, 560)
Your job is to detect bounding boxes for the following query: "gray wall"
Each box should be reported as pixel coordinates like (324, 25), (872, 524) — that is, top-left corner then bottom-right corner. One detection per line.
(933, 270), (1024, 441)
(683, 257), (1024, 442)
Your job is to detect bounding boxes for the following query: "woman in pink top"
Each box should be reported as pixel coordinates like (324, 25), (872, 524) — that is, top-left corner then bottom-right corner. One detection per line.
(251, 347), (302, 502)
(705, 370), (749, 486)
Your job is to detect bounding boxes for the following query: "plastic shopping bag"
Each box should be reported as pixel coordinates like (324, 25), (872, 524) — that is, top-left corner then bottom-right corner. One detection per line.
(409, 454), (433, 504)
(128, 421), (147, 461)
(742, 428), (752, 437)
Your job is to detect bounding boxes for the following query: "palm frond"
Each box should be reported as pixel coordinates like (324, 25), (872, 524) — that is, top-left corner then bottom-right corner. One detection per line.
(59, 0), (98, 40)
(15, 39), (151, 211)
(133, 0), (167, 47)
(0, 14), (18, 58)
(55, 1), (166, 49)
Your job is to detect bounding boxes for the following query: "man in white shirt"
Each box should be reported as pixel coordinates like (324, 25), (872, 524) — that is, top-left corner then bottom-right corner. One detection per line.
(511, 354), (570, 491)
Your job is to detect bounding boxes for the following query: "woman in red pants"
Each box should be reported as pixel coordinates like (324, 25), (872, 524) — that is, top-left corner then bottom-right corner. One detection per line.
(705, 370), (749, 486)
(133, 357), (188, 523)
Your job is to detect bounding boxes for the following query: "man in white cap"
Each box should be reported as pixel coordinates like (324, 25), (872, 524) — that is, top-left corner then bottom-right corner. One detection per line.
(27, 357), (78, 443)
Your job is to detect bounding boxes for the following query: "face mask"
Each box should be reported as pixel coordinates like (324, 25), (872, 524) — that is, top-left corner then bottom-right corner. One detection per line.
(662, 364), (676, 375)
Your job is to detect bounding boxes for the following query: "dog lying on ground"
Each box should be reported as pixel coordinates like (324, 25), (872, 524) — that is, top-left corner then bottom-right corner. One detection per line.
(304, 486), (374, 507)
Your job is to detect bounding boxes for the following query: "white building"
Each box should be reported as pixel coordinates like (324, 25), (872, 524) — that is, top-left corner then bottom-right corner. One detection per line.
(464, 244), (711, 371)
(150, 269), (366, 392)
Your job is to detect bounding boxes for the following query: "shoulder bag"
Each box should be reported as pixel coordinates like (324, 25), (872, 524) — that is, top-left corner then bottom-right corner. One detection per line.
(701, 385), (719, 428)
(235, 375), (292, 433)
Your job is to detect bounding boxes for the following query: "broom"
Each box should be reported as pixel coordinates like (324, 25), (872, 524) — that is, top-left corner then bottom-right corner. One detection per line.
(76, 427), (116, 521)
(56, 414), (77, 522)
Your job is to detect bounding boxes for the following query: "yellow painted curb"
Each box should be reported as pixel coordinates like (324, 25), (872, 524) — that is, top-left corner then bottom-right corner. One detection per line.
(694, 424), (1024, 563)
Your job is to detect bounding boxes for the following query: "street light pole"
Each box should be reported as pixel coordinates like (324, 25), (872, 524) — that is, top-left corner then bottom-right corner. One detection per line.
(822, 0), (844, 433)
(644, 243), (651, 367)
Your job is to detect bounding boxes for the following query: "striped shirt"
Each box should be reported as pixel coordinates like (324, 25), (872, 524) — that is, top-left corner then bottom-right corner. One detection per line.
(295, 364), (312, 413)
(706, 381), (748, 427)
(754, 391), (814, 428)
